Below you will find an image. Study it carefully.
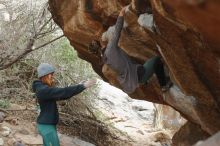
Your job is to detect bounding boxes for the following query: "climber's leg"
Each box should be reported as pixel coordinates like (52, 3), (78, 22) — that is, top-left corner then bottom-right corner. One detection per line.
(37, 124), (60, 146)
(138, 56), (172, 91)
(153, 56), (167, 87)
(153, 57), (173, 91)
(138, 56), (158, 84)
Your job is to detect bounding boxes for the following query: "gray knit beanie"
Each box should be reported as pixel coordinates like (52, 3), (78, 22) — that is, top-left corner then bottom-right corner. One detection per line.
(37, 63), (55, 78)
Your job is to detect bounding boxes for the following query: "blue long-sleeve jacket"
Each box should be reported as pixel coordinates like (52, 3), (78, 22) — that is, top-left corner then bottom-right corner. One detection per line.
(32, 80), (85, 125)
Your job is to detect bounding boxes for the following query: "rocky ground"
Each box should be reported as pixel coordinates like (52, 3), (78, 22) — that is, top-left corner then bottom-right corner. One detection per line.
(0, 81), (176, 146)
(0, 103), (96, 146)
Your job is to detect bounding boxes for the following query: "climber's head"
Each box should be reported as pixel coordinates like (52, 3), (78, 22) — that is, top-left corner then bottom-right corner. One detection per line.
(99, 40), (108, 60)
(37, 63), (55, 86)
(100, 40), (108, 49)
(100, 25), (114, 49)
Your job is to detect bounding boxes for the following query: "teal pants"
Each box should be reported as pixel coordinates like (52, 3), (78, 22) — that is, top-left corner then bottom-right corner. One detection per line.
(37, 124), (60, 146)
(139, 56), (166, 87)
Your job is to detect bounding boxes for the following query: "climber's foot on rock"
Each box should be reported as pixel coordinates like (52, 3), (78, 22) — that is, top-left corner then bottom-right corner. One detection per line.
(161, 80), (173, 92)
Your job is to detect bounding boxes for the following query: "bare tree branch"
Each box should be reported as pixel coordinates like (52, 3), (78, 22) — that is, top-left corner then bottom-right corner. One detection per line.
(37, 17), (53, 34)
(36, 26), (59, 39)
(0, 35), (64, 70)
(0, 0), (63, 70)
(34, 34), (64, 50)
(0, 38), (35, 70)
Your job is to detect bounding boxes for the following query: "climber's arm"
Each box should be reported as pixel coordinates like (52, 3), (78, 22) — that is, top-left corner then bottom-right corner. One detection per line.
(108, 7), (126, 47)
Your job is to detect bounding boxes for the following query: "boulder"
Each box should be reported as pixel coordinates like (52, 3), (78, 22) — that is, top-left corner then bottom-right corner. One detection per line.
(48, 0), (220, 143)
(0, 138), (3, 146)
(0, 126), (11, 137)
(193, 131), (220, 146)
(172, 122), (209, 146)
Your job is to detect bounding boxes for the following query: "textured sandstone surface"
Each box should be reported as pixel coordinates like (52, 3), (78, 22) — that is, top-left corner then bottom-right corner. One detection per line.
(48, 0), (220, 144)
(194, 131), (220, 146)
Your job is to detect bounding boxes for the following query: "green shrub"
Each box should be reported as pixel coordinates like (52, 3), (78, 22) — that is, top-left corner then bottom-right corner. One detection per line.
(0, 99), (10, 109)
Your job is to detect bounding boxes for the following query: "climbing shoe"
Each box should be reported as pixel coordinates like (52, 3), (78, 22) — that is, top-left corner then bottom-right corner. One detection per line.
(161, 80), (173, 92)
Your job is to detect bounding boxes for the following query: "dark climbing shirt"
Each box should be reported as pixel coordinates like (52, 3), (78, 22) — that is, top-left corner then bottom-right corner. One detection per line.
(32, 80), (85, 125)
(104, 16), (141, 94)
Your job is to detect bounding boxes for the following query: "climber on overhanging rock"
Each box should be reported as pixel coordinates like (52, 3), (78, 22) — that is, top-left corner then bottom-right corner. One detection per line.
(90, 6), (172, 94)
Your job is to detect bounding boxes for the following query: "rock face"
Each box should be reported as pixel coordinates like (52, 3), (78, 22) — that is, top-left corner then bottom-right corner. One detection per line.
(172, 122), (209, 146)
(194, 131), (220, 146)
(95, 81), (172, 146)
(48, 0), (220, 144)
